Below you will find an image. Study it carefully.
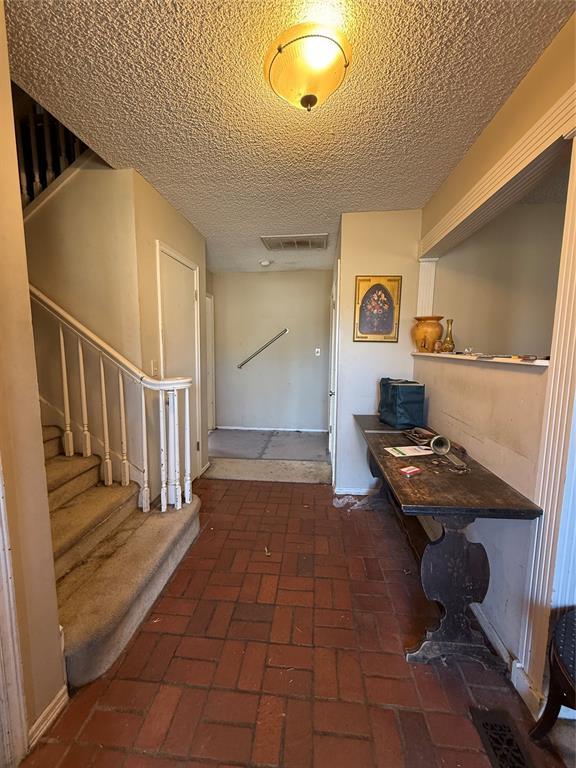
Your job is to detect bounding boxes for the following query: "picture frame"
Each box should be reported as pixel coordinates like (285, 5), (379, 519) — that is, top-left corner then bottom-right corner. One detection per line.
(353, 275), (402, 342)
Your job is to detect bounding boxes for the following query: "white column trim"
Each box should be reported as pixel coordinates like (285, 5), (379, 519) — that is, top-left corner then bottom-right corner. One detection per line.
(420, 85), (575, 258)
(0, 453), (28, 767)
(513, 137), (576, 715)
(416, 259), (438, 316)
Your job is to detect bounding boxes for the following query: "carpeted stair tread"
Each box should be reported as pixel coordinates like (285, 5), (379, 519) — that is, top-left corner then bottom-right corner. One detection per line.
(42, 424), (62, 443)
(45, 454), (101, 492)
(52, 482), (139, 561)
(58, 498), (201, 686)
(42, 425), (63, 460)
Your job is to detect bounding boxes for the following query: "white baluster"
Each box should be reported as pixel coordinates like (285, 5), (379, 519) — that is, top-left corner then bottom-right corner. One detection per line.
(99, 355), (113, 485)
(77, 338), (91, 457)
(15, 121), (30, 206)
(172, 389), (182, 510)
(140, 387), (150, 512)
(58, 124), (68, 172)
(28, 107), (42, 198)
(159, 392), (168, 512)
(59, 324), (74, 456)
(118, 371), (130, 486)
(42, 109), (55, 184)
(184, 387), (192, 504)
(167, 390), (177, 507)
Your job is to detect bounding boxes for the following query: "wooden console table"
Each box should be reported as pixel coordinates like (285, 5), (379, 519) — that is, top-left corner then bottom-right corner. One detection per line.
(355, 415), (542, 668)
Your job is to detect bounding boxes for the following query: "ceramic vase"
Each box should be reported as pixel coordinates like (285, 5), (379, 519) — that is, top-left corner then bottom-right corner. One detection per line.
(441, 318), (455, 353)
(411, 316), (444, 352)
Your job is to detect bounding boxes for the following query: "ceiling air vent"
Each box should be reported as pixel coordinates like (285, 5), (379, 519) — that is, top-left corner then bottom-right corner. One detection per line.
(260, 233), (329, 252)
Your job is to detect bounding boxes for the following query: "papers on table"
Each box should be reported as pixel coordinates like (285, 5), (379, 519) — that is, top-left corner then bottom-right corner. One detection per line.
(385, 445), (434, 457)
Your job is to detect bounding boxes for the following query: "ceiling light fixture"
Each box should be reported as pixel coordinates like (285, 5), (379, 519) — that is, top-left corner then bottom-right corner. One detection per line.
(264, 22), (351, 112)
(259, 259), (273, 267)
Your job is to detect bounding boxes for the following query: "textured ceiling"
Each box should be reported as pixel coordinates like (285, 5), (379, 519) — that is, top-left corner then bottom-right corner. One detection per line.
(5, 0), (574, 272)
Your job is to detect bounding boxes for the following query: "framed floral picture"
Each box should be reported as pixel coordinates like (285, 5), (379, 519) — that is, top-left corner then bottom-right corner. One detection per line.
(353, 275), (402, 342)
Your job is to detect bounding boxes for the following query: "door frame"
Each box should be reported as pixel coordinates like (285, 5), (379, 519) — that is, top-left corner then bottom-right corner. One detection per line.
(205, 293), (216, 432)
(0, 451), (28, 767)
(328, 258), (341, 484)
(155, 241), (202, 478)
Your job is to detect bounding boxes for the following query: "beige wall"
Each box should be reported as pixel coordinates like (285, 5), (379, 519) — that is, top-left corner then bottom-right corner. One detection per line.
(422, 15), (576, 236)
(213, 270), (332, 430)
(132, 173), (208, 470)
(0, 1), (65, 733)
(414, 356), (548, 658)
(335, 210), (421, 492)
(433, 201), (565, 356)
(206, 269), (214, 295)
(23, 160), (209, 486)
(416, 17), (576, 667)
(24, 155), (142, 364)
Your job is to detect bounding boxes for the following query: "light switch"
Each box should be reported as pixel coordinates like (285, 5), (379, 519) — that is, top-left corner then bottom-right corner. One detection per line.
(315, 348), (321, 357)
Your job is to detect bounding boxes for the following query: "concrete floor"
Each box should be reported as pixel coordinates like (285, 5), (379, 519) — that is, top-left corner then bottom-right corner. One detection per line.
(208, 429), (330, 462)
(203, 458), (332, 484)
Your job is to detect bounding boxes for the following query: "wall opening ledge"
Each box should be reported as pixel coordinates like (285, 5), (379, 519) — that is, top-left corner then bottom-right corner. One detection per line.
(412, 352), (550, 368)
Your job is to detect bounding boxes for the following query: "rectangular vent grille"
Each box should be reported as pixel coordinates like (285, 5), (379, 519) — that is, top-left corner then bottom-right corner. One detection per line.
(470, 708), (535, 768)
(260, 233), (329, 252)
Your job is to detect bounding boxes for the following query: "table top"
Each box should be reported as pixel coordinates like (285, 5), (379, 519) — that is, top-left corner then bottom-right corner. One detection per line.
(355, 415), (542, 519)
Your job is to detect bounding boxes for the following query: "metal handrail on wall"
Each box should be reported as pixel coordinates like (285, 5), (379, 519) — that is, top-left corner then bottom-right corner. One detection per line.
(30, 285), (193, 512)
(237, 328), (289, 369)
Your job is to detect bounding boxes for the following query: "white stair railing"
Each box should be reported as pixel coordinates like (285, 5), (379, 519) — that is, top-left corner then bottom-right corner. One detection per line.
(29, 285), (193, 512)
(12, 85), (85, 208)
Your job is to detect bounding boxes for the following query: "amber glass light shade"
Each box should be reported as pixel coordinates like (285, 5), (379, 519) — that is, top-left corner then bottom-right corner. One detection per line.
(264, 23), (352, 111)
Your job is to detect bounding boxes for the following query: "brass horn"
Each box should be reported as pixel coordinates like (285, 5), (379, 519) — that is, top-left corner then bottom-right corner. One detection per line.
(430, 435), (451, 456)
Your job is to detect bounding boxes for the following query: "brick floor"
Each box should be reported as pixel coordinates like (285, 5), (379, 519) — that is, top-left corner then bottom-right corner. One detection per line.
(23, 479), (566, 768)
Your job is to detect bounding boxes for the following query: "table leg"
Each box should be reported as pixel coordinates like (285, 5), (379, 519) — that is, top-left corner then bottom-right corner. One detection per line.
(530, 684), (562, 740)
(406, 514), (503, 668)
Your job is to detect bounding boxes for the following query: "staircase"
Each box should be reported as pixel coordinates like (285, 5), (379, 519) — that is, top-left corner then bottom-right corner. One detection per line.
(12, 83), (86, 208)
(44, 425), (200, 688)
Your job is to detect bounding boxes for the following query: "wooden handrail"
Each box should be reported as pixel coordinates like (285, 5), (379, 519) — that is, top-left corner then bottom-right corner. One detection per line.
(29, 285), (192, 390)
(30, 284), (194, 512)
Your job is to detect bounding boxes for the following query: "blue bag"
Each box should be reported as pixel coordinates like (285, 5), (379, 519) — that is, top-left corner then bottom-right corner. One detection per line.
(379, 378), (425, 428)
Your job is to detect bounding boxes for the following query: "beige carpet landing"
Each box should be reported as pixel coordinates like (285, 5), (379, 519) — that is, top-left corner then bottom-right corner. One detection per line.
(202, 457), (331, 484)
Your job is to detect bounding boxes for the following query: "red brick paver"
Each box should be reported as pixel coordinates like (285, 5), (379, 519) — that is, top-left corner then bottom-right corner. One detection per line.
(23, 479), (565, 767)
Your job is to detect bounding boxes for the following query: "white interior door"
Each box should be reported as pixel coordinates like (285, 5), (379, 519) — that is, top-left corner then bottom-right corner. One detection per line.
(206, 294), (216, 432)
(328, 259), (340, 479)
(158, 245), (201, 479)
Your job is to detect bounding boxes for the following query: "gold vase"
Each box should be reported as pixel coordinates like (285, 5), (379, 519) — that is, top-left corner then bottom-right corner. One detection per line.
(442, 318), (455, 353)
(411, 316), (444, 352)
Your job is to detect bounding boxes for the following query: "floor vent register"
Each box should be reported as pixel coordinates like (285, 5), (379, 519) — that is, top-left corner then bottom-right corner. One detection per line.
(470, 708), (536, 768)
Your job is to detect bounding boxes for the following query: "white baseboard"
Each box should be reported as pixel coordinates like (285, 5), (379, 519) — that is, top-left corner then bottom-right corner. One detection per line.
(511, 662), (543, 719)
(199, 462), (210, 477)
(215, 426), (328, 433)
(470, 603), (512, 668)
(28, 685), (68, 750)
(510, 662), (576, 721)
